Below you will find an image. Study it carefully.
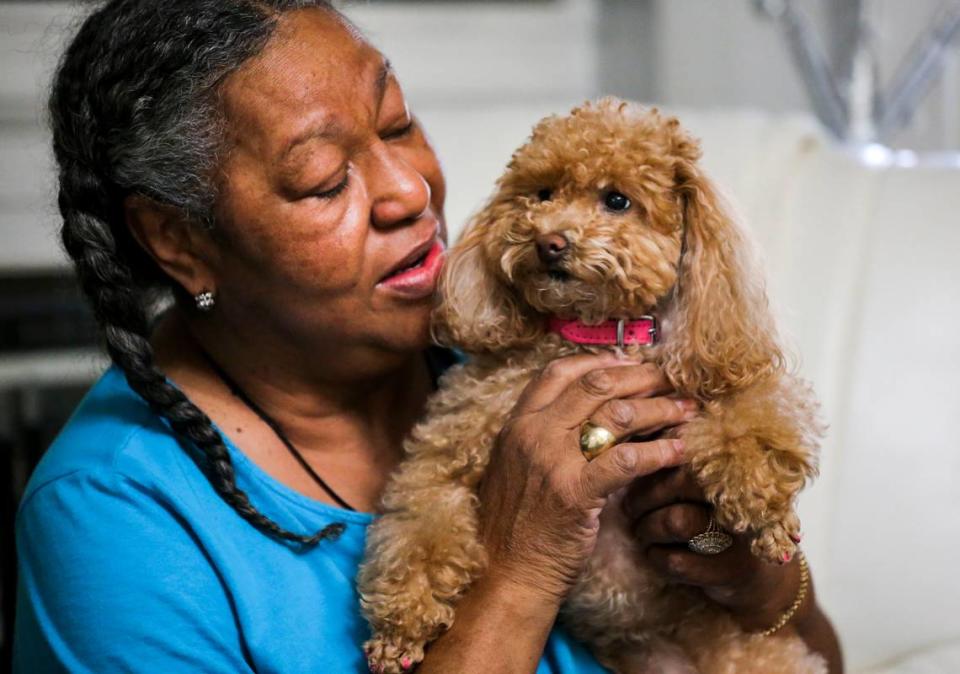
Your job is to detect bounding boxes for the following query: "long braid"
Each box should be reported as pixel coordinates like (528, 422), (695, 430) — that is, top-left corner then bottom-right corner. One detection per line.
(50, 0), (344, 546)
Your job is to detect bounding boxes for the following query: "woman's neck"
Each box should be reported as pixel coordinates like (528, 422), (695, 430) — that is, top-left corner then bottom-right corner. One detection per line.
(150, 308), (434, 511)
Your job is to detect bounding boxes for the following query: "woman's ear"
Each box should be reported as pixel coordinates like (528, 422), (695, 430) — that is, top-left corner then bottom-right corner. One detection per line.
(660, 160), (785, 398)
(432, 213), (542, 354)
(124, 194), (217, 296)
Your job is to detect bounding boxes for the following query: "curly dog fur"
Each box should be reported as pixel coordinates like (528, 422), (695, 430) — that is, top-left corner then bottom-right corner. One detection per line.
(358, 98), (826, 674)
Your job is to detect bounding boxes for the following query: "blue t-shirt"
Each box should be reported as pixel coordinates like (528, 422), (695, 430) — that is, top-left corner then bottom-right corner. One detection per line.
(14, 364), (608, 673)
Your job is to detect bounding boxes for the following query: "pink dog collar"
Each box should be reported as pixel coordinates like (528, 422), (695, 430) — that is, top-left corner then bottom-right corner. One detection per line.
(547, 316), (659, 347)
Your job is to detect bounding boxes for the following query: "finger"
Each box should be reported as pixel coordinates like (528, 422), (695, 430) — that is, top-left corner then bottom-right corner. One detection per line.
(589, 396), (697, 445)
(579, 438), (686, 500)
(513, 352), (635, 414)
(632, 503), (712, 547)
(621, 466), (707, 519)
(541, 362), (675, 430)
(646, 545), (746, 589)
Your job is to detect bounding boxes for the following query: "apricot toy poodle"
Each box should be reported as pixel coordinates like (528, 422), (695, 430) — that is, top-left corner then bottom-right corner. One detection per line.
(358, 98), (826, 674)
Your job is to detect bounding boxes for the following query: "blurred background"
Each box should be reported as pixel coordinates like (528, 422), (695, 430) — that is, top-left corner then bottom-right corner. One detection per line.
(2, 0), (959, 671)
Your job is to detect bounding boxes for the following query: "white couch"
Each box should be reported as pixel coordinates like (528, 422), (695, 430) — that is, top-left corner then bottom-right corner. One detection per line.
(420, 104), (960, 673)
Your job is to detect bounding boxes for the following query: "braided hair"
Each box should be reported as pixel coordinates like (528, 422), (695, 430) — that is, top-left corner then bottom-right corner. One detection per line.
(50, 0), (347, 545)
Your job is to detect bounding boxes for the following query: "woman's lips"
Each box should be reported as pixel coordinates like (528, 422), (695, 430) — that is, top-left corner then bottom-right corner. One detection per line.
(376, 240), (445, 299)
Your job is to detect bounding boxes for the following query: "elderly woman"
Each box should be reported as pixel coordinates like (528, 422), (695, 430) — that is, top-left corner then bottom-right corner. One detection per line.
(14, 1), (842, 672)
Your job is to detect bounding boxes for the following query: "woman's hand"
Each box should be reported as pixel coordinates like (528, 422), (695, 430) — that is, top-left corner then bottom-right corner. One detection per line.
(477, 352), (694, 606)
(623, 467), (801, 625)
(623, 467), (844, 672)
(419, 354), (693, 674)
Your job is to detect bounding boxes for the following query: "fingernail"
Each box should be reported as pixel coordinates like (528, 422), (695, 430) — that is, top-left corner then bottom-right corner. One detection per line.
(782, 552), (792, 563)
(401, 657), (413, 670)
(674, 399), (698, 420)
(672, 439), (685, 455)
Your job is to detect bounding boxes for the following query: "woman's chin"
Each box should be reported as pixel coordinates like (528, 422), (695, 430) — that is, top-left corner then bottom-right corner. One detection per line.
(377, 304), (435, 353)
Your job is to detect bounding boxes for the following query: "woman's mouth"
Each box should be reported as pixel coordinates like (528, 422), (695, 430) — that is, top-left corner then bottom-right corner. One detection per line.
(377, 240), (445, 299)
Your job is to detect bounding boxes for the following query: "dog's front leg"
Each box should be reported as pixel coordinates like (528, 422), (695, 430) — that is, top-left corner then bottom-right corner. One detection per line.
(358, 438), (490, 673)
(681, 375), (822, 563)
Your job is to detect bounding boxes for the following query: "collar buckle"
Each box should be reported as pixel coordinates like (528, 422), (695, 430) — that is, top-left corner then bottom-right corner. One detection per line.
(619, 315), (659, 347)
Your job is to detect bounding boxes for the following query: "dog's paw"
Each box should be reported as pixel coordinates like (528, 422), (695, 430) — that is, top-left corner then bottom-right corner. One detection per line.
(750, 512), (801, 564)
(364, 634), (425, 674)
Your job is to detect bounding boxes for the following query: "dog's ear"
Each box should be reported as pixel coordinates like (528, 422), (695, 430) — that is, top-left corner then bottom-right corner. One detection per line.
(661, 157), (785, 398)
(432, 213), (542, 354)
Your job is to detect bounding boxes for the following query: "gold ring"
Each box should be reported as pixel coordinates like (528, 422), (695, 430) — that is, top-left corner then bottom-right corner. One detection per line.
(687, 516), (734, 555)
(579, 422), (618, 461)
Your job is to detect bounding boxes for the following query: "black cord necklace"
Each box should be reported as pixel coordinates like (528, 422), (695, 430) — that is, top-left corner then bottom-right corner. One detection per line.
(199, 348), (356, 512)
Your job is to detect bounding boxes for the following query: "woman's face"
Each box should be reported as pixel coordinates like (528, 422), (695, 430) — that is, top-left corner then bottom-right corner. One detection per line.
(209, 8), (447, 364)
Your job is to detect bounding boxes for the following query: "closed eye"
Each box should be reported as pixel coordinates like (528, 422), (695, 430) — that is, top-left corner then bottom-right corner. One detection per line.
(315, 174), (349, 200)
(381, 120), (414, 141)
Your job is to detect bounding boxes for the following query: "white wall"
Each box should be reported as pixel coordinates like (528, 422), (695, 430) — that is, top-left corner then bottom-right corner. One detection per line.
(0, 2), (85, 270)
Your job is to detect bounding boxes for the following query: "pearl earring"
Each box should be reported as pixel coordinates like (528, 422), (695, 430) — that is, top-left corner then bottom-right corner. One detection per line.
(194, 290), (216, 312)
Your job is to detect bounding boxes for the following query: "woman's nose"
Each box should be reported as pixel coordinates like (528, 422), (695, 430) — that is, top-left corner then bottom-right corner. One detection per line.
(535, 232), (569, 265)
(368, 148), (432, 229)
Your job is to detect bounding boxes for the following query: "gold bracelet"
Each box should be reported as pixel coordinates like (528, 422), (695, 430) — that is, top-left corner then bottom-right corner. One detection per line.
(757, 551), (809, 637)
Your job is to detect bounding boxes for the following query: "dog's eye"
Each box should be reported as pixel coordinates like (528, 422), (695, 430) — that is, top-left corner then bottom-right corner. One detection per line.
(603, 191), (631, 212)
(537, 188), (553, 201)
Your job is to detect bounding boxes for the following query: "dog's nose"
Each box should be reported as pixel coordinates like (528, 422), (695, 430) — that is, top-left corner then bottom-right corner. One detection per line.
(535, 232), (569, 265)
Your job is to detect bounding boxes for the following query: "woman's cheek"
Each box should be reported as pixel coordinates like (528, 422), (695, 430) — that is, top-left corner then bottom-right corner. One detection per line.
(252, 199), (365, 293)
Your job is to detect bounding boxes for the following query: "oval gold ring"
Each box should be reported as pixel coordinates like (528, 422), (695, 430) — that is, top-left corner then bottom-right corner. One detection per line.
(579, 421), (618, 461)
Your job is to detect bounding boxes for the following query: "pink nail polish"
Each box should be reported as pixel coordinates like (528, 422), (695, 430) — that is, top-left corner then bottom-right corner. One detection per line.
(782, 552), (792, 563)
(401, 656), (413, 670)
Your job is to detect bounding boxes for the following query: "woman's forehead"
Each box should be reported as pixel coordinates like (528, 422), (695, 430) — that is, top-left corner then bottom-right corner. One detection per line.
(219, 8), (385, 161)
